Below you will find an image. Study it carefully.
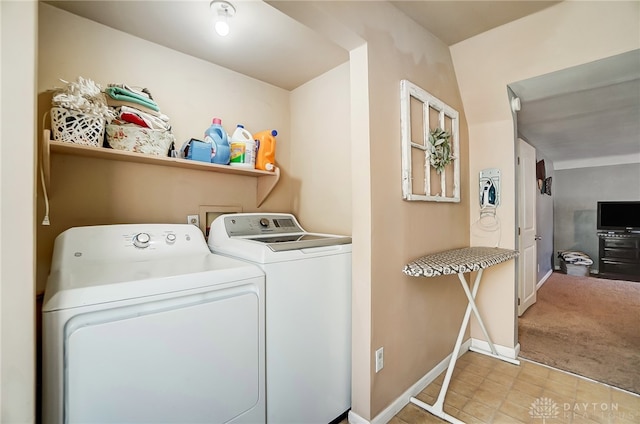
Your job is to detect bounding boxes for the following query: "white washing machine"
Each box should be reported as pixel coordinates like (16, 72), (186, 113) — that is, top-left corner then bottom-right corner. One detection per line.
(208, 213), (352, 424)
(42, 224), (265, 424)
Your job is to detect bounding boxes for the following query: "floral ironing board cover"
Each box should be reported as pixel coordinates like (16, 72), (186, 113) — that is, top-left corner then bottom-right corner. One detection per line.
(403, 246), (519, 278)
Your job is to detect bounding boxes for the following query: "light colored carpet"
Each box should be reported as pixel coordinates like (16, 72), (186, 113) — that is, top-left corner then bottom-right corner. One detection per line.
(518, 272), (640, 394)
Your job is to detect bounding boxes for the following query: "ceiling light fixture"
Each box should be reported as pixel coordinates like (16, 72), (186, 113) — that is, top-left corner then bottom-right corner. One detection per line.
(210, 0), (236, 37)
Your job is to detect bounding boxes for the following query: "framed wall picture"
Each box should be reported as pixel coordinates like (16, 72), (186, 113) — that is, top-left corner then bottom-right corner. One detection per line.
(400, 80), (460, 202)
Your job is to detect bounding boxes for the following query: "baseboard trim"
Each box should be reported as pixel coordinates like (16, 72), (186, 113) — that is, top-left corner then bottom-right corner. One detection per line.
(349, 340), (472, 424)
(347, 410), (369, 424)
(536, 269), (553, 290)
(470, 338), (520, 361)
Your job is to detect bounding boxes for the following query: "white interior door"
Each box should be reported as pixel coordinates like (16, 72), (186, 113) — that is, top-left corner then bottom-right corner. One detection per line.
(518, 138), (537, 316)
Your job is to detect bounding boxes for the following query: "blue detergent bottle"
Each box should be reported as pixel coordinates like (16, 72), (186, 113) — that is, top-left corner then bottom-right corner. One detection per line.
(204, 117), (230, 164)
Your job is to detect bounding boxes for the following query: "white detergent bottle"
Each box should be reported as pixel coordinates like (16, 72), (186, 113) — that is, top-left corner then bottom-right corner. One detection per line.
(229, 124), (256, 168)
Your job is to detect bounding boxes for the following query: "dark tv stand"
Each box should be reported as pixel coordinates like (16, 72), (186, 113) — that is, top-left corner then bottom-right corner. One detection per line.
(597, 232), (640, 281)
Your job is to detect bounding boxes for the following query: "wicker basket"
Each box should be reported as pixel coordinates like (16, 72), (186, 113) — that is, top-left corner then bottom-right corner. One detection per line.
(50, 107), (105, 147)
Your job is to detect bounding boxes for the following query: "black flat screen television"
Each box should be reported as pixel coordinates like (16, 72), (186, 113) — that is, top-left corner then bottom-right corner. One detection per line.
(597, 201), (640, 232)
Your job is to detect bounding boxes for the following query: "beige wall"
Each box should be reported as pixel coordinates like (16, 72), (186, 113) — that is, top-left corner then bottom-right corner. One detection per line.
(297, 2), (472, 418)
(450, 1), (640, 347)
(289, 62), (351, 235)
(364, 9), (470, 417)
(1, 1), (37, 422)
(36, 4), (296, 293)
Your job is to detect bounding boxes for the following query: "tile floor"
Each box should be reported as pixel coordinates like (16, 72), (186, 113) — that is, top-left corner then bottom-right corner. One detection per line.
(353, 352), (640, 424)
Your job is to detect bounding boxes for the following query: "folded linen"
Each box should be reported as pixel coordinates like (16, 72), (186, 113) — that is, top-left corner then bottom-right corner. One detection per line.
(120, 111), (148, 128)
(107, 83), (153, 100)
(106, 98), (163, 117)
(117, 105), (171, 131)
(105, 86), (160, 111)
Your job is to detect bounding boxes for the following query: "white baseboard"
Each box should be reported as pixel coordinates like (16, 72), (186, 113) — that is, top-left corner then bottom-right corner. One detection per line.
(349, 339), (472, 424)
(471, 338), (520, 361)
(347, 410), (369, 424)
(536, 269), (553, 290)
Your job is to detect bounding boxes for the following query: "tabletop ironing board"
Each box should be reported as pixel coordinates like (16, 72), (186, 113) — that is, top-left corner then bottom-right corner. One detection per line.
(403, 246), (520, 424)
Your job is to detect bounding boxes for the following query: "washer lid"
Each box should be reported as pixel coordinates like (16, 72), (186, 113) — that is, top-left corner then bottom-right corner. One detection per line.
(42, 253), (264, 312)
(246, 233), (352, 252)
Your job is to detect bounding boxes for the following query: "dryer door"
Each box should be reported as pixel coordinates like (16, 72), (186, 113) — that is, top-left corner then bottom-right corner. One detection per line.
(63, 281), (264, 423)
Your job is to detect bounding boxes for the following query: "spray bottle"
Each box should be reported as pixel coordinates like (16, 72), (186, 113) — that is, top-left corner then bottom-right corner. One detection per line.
(254, 129), (277, 171)
(204, 117), (230, 165)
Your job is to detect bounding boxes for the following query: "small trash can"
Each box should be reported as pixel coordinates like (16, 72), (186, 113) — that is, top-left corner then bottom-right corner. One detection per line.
(558, 251), (593, 276)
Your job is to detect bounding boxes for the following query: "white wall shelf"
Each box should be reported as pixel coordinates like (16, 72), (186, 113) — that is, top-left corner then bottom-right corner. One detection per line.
(42, 130), (280, 207)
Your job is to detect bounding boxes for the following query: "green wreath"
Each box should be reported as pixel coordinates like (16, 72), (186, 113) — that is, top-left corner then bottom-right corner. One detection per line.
(428, 128), (453, 174)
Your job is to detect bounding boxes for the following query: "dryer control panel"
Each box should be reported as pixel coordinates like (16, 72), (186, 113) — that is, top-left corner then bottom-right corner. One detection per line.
(223, 214), (303, 237)
(211, 213), (352, 253)
(130, 230), (181, 249)
(50, 224), (209, 272)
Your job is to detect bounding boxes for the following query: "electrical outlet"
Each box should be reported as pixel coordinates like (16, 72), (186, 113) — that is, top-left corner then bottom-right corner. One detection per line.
(375, 347), (384, 373)
(187, 214), (199, 227)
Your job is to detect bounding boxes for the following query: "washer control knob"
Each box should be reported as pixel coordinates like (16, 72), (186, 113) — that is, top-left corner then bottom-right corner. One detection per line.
(166, 233), (177, 244)
(259, 218), (270, 228)
(133, 232), (151, 248)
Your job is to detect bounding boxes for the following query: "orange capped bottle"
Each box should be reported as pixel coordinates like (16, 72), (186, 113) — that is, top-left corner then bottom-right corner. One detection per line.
(254, 129), (277, 171)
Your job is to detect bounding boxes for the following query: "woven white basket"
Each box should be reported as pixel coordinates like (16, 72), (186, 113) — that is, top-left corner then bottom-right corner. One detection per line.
(50, 107), (105, 147)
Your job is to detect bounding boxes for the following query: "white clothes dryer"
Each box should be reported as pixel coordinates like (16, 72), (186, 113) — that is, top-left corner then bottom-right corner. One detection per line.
(42, 224), (265, 424)
(208, 213), (352, 424)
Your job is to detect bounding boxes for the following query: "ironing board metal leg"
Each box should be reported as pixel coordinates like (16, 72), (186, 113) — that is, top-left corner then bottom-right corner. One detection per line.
(410, 268), (520, 424)
(409, 397), (465, 424)
(409, 300), (471, 422)
(456, 270), (499, 355)
(409, 270), (482, 424)
(434, 295), (472, 409)
(457, 270), (521, 366)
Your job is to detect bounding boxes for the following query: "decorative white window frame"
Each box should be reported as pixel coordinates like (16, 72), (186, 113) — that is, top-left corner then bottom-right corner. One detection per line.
(400, 80), (460, 202)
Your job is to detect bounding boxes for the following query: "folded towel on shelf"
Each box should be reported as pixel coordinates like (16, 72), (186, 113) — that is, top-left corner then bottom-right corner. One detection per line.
(117, 105), (171, 131)
(106, 98), (163, 117)
(119, 111), (148, 128)
(105, 86), (160, 111)
(107, 83), (154, 100)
